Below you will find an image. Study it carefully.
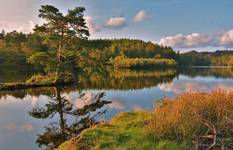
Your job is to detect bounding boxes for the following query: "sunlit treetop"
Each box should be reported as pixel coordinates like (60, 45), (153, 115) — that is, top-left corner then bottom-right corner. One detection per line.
(35, 5), (89, 41)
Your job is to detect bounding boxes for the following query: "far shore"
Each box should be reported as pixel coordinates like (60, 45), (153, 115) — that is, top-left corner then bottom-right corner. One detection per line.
(191, 65), (233, 68)
(0, 82), (73, 91)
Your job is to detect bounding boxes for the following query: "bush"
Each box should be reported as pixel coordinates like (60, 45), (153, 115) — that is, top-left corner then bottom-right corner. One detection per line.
(26, 74), (55, 85)
(148, 90), (233, 149)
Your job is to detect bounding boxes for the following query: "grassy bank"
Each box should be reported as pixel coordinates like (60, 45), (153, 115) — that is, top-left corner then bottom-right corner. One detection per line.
(0, 83), (53, 91)
(57, 112), (185, 150)
(0, 74), (74, 91)
(0, 81), (72, 91)
(57, 90), (233, 150)
(149, 90), (233, 149)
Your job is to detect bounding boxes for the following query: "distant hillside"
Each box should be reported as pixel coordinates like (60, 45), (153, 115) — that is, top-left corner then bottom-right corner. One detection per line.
(182, 50), (233, 56)
(0, 34), (178, 69)
(178, 50), (233, 66)
(79, 39), (177, 60)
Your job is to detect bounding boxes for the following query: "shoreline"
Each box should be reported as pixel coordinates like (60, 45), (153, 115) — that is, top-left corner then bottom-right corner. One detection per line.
(0, 82), (73, 91)
(57, 90), (233, 150)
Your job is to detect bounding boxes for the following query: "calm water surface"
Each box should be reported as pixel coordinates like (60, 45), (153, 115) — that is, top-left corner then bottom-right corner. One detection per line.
(1, 67), (233, 150)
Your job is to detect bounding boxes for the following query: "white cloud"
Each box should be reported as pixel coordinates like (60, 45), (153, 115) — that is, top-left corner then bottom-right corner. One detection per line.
(28, 20), (35, 30)
(75, 93), (104, 109)
(31, 96), (39, 107)
(134, 10), (146, 22)
(159, 29), (233, 49)
(108, 100), (125, 109)
(75, 93), (94, 109)
(105, 17), (127, 28)
(216, 30), (233, 47)
(0, 20), (35, 33)
(17, 20), (35, 33)
(159, 33), (213, 48)
(6, 123), (33, 132)
(84, 16), (99, 34)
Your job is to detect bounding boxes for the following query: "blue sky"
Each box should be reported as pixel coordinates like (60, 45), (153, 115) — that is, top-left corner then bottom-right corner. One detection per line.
(0, 0), (233, 51)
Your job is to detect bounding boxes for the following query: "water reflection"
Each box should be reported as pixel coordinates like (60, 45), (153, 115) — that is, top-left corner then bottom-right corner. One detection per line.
(1, 67), (233, 149)
(77, 69), (178, 90)
(179, 67), (233, 78)
(28, 87), (111, 149)
(159, 75), (233, 94)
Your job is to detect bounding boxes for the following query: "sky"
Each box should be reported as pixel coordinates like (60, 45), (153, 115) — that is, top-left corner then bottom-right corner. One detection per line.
(0, 0), (233, 52)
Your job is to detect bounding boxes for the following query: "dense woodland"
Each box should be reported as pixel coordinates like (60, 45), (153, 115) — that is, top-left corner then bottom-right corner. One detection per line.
(178, 50), (233, 66)
(0, 30), (177, 69)
(1, 30), (233, 71)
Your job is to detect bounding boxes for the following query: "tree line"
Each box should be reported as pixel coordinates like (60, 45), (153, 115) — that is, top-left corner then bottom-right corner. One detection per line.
(111, 52), (176, 69)
(0, 4), (233, 85)
(177, 50), (233, 66)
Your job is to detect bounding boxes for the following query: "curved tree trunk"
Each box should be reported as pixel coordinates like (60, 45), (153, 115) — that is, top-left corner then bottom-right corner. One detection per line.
(193, 119), (217, 150)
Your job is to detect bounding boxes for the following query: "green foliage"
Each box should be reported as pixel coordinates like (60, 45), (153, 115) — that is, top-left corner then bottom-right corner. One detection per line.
(4, 31), (27, 51)
(112, 54), (177, 69)
(177, 51), (211, 66)
(178, 50), (233, 66)
(154, 140), (186, 150)
(0, 50), (29, 67)
(27, 52), (57, 73)
(26, 74), (56, 85)
(0, 30), (178, 78)
(77, 39), (177, 61)
(0, 68), (33, 83)
(34, 5), (90, 82)
(0, 31), (49, 55)
(35, 5), (89, 58)
(26, 72), (75, 85)
(26, 33), (48, 51)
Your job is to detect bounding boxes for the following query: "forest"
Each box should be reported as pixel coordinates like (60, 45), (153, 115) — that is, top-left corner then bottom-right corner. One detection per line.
(0, 31), (177, 68)
(1, 30), (233, 72)
(178, 50), (233, 66)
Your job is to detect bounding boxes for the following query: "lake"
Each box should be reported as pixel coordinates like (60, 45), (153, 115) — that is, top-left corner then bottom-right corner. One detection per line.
(1, 67), (233, 150)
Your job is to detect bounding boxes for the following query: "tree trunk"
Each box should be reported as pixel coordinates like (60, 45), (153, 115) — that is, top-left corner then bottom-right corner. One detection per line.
(55, 62), (61, 83)
(55, 41), (63, 83)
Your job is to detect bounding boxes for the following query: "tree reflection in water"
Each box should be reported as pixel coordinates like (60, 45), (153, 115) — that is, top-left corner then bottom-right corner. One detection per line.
(28, 87), (111, 149)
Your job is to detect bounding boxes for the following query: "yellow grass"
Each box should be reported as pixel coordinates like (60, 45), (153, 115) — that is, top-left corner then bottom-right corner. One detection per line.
(148, 90), (233, 148)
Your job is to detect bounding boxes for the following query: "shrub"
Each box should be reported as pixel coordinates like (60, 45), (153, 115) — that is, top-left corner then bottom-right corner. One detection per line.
(26, 74), (55, 85)
(26, 73), (75, 85)
(148, 90), (233, 149)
